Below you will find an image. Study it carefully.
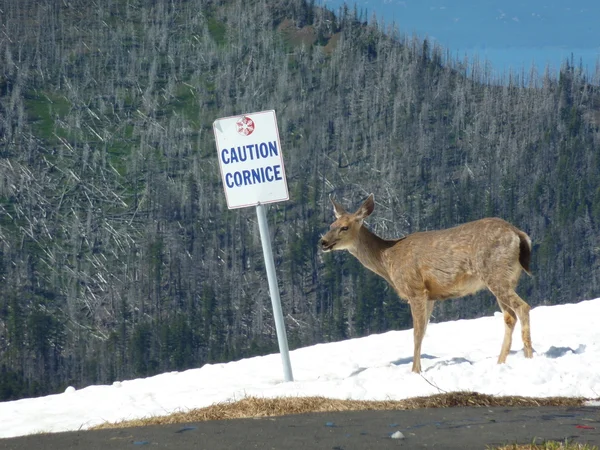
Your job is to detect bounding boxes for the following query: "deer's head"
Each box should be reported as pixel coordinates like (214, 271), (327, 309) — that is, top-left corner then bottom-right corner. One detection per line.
(320, 194), (374, 252)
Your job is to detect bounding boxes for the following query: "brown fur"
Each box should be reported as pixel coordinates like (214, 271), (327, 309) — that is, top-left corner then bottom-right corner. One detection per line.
(320, 194), (533, 373)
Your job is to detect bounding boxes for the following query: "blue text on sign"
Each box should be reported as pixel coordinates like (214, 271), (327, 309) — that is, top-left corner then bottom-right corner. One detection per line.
(221, 141), (279, 165)
(225, 165), (283, 188)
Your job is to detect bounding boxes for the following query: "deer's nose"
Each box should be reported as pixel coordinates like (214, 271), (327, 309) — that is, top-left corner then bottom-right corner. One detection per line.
(320, 238), (335, 251)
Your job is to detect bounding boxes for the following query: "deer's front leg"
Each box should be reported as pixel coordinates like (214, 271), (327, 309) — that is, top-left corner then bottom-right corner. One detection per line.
(410, 295), (429, 373)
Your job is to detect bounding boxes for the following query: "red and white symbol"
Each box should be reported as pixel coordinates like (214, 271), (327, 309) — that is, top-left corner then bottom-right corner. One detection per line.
(236, 116), (255, 136)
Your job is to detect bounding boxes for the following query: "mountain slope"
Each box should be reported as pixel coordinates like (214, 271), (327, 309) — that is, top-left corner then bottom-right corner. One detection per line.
(0, 0), (599, 400)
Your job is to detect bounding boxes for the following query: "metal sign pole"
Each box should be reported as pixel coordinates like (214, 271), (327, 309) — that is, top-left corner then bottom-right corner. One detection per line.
(256, 203), (294, 382)
(213, 111), (293, 382)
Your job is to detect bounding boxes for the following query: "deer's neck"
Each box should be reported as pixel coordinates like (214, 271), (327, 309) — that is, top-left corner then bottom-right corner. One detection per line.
(349, 226), (399, 285)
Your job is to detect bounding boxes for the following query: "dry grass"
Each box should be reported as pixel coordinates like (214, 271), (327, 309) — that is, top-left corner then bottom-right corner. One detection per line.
(492, 442), (598, 450)
(91, 391), (587, 430)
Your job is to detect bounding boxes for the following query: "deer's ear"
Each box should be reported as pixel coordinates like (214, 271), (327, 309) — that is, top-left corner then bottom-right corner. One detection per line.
(330, 195), (347, 219)
(355, 194), (374, 220)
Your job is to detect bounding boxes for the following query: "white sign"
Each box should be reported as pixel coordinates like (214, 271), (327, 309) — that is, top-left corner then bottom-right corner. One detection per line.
(213, 110), (289, 209)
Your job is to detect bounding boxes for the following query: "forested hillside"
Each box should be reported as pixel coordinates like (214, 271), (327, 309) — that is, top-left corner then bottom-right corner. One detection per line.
(1, 0), (599, 401)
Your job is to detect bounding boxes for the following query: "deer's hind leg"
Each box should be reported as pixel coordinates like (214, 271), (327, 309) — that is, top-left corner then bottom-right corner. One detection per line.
(497, 305), (517, 364)
(423, 299), (435, 335)
(490, 287), (533, 362)
(511, 291), (533, 358)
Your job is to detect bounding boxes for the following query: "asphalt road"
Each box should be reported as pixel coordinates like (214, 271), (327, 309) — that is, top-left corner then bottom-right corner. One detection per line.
(1, 406), (599, 450)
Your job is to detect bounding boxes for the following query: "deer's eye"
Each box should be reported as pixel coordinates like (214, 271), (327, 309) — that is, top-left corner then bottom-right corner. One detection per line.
(340, 226), (349, 232)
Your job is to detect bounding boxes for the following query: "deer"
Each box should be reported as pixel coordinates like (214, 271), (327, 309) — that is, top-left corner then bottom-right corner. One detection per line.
(319, 193), (534, 373)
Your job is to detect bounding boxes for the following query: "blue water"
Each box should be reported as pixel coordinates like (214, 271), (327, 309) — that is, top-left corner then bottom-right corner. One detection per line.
(322, 0), (600, 78)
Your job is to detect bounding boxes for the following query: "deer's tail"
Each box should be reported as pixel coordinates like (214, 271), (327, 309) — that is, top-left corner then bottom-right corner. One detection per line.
(517, 231), (532, 275)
